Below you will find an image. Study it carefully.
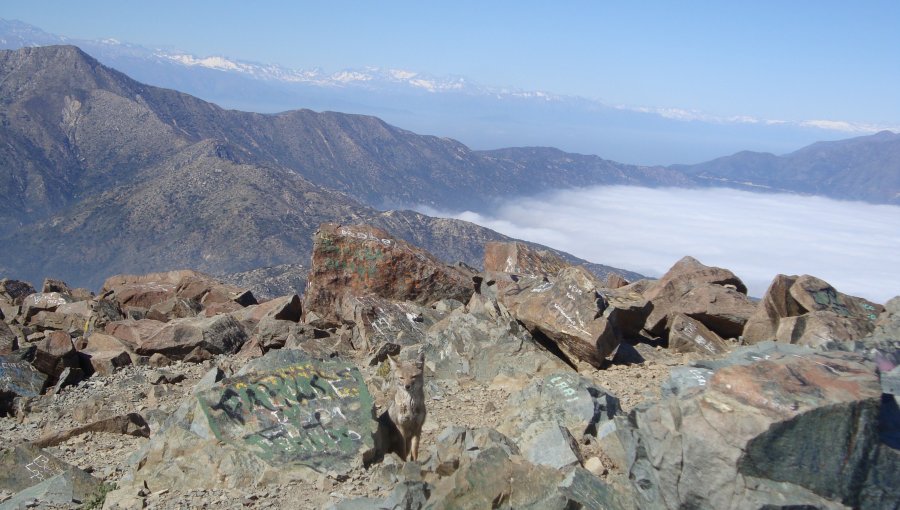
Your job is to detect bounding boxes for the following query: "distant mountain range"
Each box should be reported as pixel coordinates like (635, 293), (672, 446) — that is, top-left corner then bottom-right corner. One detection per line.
(2, 18), (896, 166)
(0, 45), (897, 291)
(0, 45), (651, 289)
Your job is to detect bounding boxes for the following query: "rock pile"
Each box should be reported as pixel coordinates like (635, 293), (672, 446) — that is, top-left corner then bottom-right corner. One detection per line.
(1, 225), (897, 509)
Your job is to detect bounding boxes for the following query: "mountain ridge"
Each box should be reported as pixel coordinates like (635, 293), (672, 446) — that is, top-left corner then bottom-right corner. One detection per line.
(3, 18), (894, 165)
(0, 45), (647, 289)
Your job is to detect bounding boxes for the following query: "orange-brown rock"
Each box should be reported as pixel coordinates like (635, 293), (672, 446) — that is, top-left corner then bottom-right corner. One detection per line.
(105, 315), (247, 359)
(101, 270), (256, 315)
(302, 224), (473, 325)
(77, 333), (134, 375)
(668, 313), (729, 355)
(32, 331), (79, 381)
(483, 241), (570, 277)
(604, 273), (629, 289)
(743, 274), (883, 344)
(643, 256), (754, 338)
(495, 266), (619, 368)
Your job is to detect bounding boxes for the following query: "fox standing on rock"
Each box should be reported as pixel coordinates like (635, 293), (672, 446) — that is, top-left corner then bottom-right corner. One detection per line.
(379, 350), (427, 461)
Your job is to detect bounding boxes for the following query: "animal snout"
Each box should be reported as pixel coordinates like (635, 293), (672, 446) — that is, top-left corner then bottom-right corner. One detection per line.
(404, 383), (412, 390)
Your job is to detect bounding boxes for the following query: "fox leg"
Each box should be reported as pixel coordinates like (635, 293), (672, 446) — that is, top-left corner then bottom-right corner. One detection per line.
(410, 434), (420, 461)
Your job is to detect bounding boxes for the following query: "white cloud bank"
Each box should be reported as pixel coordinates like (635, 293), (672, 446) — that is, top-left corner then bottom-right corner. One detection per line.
(420, 186), (900, 304)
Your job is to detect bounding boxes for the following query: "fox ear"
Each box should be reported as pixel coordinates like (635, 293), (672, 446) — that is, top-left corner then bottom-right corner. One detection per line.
(387, 355), (398, 370)
(416, 348), (425, 369)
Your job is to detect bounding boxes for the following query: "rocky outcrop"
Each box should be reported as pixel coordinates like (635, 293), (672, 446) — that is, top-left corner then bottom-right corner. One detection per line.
(743, 274), (884, 345)
(105, 315), (247, 359)
(617, 349), (893, 509)
(425, 295), (567, 382)
(499, 372), (620, 469)
(643, 256), (755, 339)
(494, 266), (620, 368)
(483, 241), (570, 276)
(100, 269), (256, 318)
(302, 224), (473, 326)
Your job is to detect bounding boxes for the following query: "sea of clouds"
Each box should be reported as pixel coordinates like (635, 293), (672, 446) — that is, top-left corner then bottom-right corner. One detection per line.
(419, 186), (900, 303)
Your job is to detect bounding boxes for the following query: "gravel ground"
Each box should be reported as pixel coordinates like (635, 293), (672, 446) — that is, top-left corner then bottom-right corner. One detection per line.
(0, 343), (709, 509)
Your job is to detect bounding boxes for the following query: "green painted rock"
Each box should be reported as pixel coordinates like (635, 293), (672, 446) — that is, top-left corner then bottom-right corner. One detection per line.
(122, 350), (376, 491)
(200, 350), (376, 468)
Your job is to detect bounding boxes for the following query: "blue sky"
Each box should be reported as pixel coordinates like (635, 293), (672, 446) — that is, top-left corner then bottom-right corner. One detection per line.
(5, 0), (900, 125)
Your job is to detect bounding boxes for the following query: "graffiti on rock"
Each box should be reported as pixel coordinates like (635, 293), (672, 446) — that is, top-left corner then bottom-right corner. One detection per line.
(199, 362), (373, 467)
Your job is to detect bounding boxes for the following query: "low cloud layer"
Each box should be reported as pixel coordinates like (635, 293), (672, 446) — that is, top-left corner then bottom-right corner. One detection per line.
(420, 186), (900, 303)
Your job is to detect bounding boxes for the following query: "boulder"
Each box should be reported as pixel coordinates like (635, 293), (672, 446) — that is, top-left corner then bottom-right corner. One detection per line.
(105, 315), (247, 359)
(743, 274), (884, 344)
(499, 372), (621, 453)
(422, 426), (521, 477)
(0, 320), (17, 354)
(483, 241), (570, 276)
(0, 278), (36, 305)
(21, 292), (73, 321)
(0, 443), (101, 507)
(101, 269), (255, 312)
(145, 297), (202, 322)
(27, 310), (83, 334)
(241, 294), (302, 324)
(643, 256), (747, 301)
(618, 350), (893, 509)
(424, 299), (566, 382)
(55, 300), (92, 319)
(498, 266), (620, 367)
(775, 310), (877, 347)
(32, 330), (79, 382)
(121, 350), (376, 491)
(302, 224), (473, 325)
(643, 257), (753, 338)
(425, 446), (628, 510)
(344, 295), (437, 352)
(0, 351), (48, 410)
(668, 313), (730, 355)
(599, 284), (652, 339)
(30, 413), (150, 448)
(77, 333), (134, 375)
(40, 278), (72, 295)
(604, 273), (629, 289)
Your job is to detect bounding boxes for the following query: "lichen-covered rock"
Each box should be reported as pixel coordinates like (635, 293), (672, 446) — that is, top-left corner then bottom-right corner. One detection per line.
(619, 350), (890, 509)
(302, 224), (473, 326)
(743, 274), (883, 344)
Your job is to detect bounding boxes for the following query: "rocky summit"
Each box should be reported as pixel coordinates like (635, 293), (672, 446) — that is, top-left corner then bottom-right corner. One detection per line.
(0, 227), (898, 509)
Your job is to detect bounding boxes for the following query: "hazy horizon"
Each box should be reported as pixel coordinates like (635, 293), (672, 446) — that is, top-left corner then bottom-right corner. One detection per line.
(4, 2), (898, 133)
